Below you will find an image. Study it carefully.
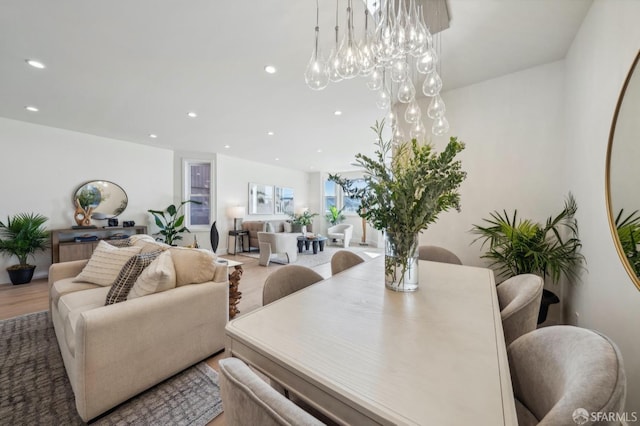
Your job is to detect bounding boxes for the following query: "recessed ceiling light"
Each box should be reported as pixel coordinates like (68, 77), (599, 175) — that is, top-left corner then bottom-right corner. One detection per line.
(224, 145), (230, 149)
(267, 131), (275, 136)
(264, 65), (277, 74)
(334, 110), (342, 116)
(25, 106), (39, 112)
(26, 59), (45, 69)
(149, 134), (158, 139)
(275, 157), (280, 161)
(317, 149), (323, 153)
(187, 111), (197, 118)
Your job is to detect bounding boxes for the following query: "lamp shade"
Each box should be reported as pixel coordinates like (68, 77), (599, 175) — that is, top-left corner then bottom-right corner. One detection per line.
(227, 206), (246, 219)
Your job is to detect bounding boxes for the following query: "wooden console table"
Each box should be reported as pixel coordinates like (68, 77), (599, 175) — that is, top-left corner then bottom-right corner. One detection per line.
(50, 226), (148, 263)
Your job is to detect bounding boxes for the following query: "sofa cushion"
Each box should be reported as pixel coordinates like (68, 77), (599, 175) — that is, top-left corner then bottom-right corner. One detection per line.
(170, 247), (217, 286)
(283, 222), (292, 233)
(265, 222), (275, 232)
(128, 250), (177, 299)
(130, 234), (171, 253)
(105, 251), (163, 305)
(73, 241), (142, 286)
(51, 278), (101, 309)
(58, 286), (111, 332)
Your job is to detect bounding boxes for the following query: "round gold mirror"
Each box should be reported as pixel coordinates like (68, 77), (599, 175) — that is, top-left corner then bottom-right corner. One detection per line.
(73, 180), (128, 220)
(606, 50), (640, 291)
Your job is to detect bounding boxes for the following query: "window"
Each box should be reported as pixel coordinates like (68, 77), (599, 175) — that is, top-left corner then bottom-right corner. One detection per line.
(184, 160), (212, 227)
(324, 180), (337, 213)
(343, 179), (366, 214)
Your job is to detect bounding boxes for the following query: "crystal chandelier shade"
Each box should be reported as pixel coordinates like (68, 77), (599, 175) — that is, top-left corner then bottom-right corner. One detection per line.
(304, 0), (450, 138)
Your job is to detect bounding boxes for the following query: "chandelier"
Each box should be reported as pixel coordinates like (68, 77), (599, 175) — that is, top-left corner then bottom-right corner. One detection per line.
(304, 0), (450, 139)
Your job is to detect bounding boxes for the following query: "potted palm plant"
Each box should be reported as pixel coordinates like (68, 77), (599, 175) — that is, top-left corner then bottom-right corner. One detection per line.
(471, 193), (585, 323)
(0, 213), (49, 285)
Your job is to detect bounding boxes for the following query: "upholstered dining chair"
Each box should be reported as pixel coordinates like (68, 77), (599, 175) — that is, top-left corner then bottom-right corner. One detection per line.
(330, 250), (365, 275)
(262, 265), (324, 306)
(496, 274), (544, 346)
(508, 326), (626, 426)
(219, 358), (325, 426)
(417, 245), (462, 265)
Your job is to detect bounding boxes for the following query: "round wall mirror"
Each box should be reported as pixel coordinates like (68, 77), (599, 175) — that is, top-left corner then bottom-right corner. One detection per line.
(73, 180), (128, 219)
(606, 50), (640, 291)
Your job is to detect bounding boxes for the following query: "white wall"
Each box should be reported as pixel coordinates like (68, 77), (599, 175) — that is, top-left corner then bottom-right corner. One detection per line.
(215, 154), (311, 253)
(399, 61), (567, 271)
(0, 117), (174, 284)
(563, 0), (640, 412)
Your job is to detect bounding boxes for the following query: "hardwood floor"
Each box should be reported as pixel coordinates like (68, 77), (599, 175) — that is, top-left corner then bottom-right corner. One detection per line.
(0, 252), (335, 425)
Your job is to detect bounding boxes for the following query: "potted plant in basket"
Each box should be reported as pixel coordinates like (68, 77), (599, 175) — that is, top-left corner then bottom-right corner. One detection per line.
(330, 120), (466, 292)
(0, 213), (49, 285)
(289, 211), (319, 234)
(148, 200), (201, 246)
(470, 193), (585, 323)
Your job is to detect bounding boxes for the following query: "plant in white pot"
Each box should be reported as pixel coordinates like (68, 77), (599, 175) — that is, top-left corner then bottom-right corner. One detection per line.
(330, 120), (466, 292)
(0, 213), (49, 285)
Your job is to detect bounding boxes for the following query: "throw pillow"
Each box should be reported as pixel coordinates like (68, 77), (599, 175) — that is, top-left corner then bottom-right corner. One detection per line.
(128, 250), (177, 299)
(73, 241), (142, 286)
(128, 234), (157, 245)
(265, 222), (275, 233)
(105, 251), (163, 305)
(170, 247), (217, 286)
(105, 238), (131, 247)
(283, 222), (292, 233)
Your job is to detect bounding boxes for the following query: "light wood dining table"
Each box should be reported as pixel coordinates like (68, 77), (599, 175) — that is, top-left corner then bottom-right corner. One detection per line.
(225, 257), (518, 425)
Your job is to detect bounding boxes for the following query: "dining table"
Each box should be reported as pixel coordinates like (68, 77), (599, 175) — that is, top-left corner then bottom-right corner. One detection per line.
(225, 256), (517, 425)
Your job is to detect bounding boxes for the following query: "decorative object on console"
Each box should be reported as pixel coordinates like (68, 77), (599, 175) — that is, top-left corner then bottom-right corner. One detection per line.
(330, 120), (466, 292)
(123, 220), (135, 227)
(227, 206), (246, 231)
(147, 200), (201, 246)
(0, 212), (49, 285)
(471, 193), (585, 324)
(108, 218), (119, 227)
(73, 180), (128, 223)
(248, 183), (274, 215)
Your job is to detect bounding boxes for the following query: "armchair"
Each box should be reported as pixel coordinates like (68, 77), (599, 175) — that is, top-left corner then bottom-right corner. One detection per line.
(257, 232), (299, 266)
(327, 224), (353, 248)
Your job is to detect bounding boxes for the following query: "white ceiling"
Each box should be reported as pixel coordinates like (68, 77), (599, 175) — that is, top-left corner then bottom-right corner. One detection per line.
(0, 0), (592, 172)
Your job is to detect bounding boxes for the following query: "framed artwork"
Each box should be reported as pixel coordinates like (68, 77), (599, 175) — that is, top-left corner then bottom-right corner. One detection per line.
(275, 187), (294, 214)
(248, 183), (274, 215)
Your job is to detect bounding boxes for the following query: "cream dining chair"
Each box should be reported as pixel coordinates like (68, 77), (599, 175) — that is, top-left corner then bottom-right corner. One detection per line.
(330, 250), (365, 275)
(262, 265), (323, 306)
(496, 274), (544, 346)
(417, 245), (462, 265)
(508, 326), (626, 426)
(219, 358), (325, 426)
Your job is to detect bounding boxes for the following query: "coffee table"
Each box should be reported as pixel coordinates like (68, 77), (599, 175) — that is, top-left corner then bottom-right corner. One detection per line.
(296, 235), (328, 254)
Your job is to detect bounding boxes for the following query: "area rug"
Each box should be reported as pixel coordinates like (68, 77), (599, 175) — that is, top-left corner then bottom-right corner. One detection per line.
(239, 244), (381, 269)
(0, 311), (223, 425)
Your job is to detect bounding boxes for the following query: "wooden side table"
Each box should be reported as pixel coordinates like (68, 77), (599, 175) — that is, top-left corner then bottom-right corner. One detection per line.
(225, 259), (243, 319)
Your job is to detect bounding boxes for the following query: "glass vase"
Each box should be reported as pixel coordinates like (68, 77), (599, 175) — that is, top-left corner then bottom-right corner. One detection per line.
(384, 231), (419, 292)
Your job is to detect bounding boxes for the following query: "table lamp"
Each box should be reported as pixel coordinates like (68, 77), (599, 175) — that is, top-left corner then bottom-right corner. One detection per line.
(227, 206), (246, 231)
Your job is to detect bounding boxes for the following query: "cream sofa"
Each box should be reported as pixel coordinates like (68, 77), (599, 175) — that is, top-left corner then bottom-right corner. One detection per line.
(48, 242), (229, 421)
(241, 220), (313, 251)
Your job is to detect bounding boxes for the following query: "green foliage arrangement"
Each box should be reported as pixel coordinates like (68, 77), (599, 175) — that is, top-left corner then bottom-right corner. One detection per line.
(325, 206), (345, 226)
(0, 213), (49, 268)
(329, 120), (466, 235)
(471, 194), (585, 283)
(329, 120), (466, 286)
(614, 208), (640, 277)
(148, 200), (201, 246)
(289, 211), (319, 226)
